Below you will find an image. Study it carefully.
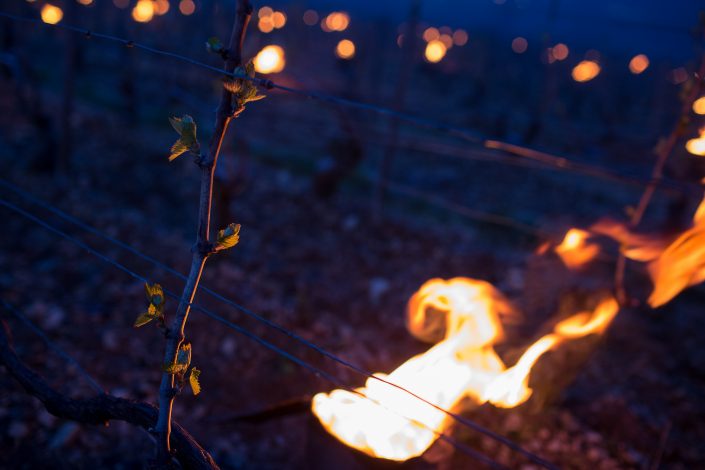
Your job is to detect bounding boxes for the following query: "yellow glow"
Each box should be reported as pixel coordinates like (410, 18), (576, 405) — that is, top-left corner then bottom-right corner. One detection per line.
(572, 60), (601, 82)
(552, 43), (569, 61)
(511, 36), (527, 54)
(424, 40), (447, 63)
(324, 12), (350, 32)
(132, 0), (154, 22)
(422, 27), (439, 42)
(554, 228), (600, 269)
(452, 29), (468, 46)
(336, 39), (355, 60)
(313, 278), (619, 461)
(692, 96), (705, 115)
(303, 10), (318, 26)
(272, 11), (287, 29)
(40, 4), (63, 24)
(179, 0), (195, 15)
(686, 137), (705, 156)
(254, 45), (285, 74)
(629, 54), (649, 74)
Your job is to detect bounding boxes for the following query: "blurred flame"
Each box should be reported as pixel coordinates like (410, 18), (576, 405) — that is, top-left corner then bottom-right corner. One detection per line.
(41, 4), (63, 24)
(554, 228), (600, 269)
(254, 45), (285, 74)
(312, 278), (619, 461)
(336, 39), (355, 60)
(132, 0), (154, 22)
(686, 128), (705, 156)
(572, 60), (601, 82)
(594, 196), (705, 307)
(629, 54), (649, 74)
(425, 40), (447, 63)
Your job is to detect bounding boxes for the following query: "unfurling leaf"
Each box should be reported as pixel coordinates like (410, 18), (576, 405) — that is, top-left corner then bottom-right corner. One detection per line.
(177, 343), (192, 369)
(168, 115), (200, 161)
(206, 37), (224, 54)
(134, 311), (155, 327)
(223, 60), (266, 115)
(216, 223), (241, 251)
(189, 367), (201, 396)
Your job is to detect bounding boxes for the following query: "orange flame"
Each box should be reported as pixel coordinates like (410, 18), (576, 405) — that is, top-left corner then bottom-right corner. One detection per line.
(593, 196), (705, 307)
(553, 228), (600, 269)
(312, 278), (619, 461)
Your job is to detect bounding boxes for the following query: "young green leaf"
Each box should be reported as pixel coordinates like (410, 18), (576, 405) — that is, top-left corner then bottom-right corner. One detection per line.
(216, 223), (241, 251)
(134, 311), (155, 327)
(223, 60), (266, 115)
(189, 367), (201, 396)
(168, 115), (200, 161)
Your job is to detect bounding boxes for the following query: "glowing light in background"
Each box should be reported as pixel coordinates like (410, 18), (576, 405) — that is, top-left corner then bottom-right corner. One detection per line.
(336, 39), (355, 59)
(670, 67), (688, 85)
(438, 34), (453, 49)
(686, 128), (705, 156)
(551, 43), (569, 61)
(272, 11), (287, 29)
(628, 54), (649, 74)
(154, 0), (170, 15)
(77, 0), (94, 5)
(259, 7), (286, 32)
(323, 12), (350, 32)
(40, 4), (63, 24)
(254, 45), (285, 74)
(572, 60), (601, 82)
(511, 36), (527, 54)
(424, 40), (447, 63)
(179, 0), (195, 15)
(303, 10), (319, 26)
(452, 29), (468, 46)
(258, 6), (273, 18)
(132, 0), (155, 22)
(422, 27), (439, 42)
(693, 96), (705, 115)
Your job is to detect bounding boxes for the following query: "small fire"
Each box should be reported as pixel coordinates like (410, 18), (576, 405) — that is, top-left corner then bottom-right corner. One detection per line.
(593, 195), (705, 307)
(554, 228), (600, 269)
(312, 278), (619, 461)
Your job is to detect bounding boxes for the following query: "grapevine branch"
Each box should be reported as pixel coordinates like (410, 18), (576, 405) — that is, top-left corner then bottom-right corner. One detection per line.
(0, 320), (218, 470)
(154, 0), (252, 464)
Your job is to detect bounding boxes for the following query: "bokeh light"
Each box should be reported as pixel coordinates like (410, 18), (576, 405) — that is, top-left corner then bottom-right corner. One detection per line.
(424, 40), (447, 63)
(323, 12), (350, 32)
(132, 0), (154, 22)
(336, 39), (355, 59)
(77, 0), (94, 5)
(272, 12), (287, 29)
(572, 60), (601, 82)
(254, 45), (285, 74)
(303, 10), (318, 26)
(452, 29), (468, 46)
(693, 96), (705, 115)
(40, 4), (63, 24)
(552, 43), (569, 61)
(511, 37), (527, 54)
(154, 0), (170, 16)
(628, 54), (649, 74)
(179, 0), (195, 15)
(422, 27), (439, 42)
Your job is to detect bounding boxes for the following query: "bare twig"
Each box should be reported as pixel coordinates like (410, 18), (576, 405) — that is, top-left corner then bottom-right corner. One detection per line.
(154, 1), (252, 464)
(0, 319), (218, 470)
(614, 54), (705, 304)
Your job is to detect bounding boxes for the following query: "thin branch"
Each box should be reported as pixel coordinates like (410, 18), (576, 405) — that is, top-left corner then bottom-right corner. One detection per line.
(614, 53), (705, 304)
(0, 320), (218, 470)
(154, 0), (253, 464)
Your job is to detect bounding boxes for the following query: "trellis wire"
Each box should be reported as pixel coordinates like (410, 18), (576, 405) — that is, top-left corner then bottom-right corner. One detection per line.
(2, 9), (691, 190)
(0, 190), (558, 470)
(0, 195), (549, 470)
(1, 299), (105, 394)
